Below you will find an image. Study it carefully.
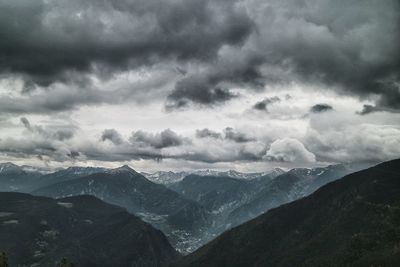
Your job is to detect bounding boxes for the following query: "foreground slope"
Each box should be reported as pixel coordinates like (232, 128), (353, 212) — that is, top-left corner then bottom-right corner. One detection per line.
(0, 192), (178, 267)
(174, 159), (400, 267)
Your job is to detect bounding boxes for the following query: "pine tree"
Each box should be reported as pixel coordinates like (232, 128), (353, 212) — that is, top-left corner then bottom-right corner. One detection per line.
(57, 257), (74, 267)
(0, 252), (8, 267)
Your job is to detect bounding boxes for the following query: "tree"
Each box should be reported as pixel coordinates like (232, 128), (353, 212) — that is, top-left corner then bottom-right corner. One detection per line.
(57, 257), (74, 267)
(0, 252), (8, 267)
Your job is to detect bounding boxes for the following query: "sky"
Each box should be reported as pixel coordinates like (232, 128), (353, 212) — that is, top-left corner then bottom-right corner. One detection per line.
(0, 0), (399, 172)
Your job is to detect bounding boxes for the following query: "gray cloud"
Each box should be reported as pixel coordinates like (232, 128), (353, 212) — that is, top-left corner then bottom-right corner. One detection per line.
(166, 52), (264, 108)
(195, 128), (222, 139)
(248, 0), (400, 111)
(224, 127), (255, 143)
(100, 129), (123, 145)
(0, 118), (78, 162)
(20, 117), (31, 129)
(310, 104), (333, 113)
(253, 96), (281, 111)
(305, 116), (400, 163)
(357, 104), (400, 115)
(1, 0), (398, 113)
(0, 0), (253, 89)
(20, 117), (75, 141)
(264, 138), (316, 163)
(195, 127), (255, 143)
(129, 129), (188, 149)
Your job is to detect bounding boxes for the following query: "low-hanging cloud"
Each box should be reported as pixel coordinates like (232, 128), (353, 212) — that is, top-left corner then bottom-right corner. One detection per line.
(265, 138), (316, 163)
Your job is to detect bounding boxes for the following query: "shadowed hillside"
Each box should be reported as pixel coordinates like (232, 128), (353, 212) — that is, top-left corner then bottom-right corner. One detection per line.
(174, 159), (400, 267)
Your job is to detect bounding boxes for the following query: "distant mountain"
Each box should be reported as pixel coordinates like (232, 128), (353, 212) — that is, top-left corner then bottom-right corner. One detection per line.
(227, 163), (370, 227)
(174, 159), (400, 267)
(288, 163), (370, 195)
(31, 166), (107, 191)
(0, 192), (178, 267)
(0, 162), (42, 192)
(142, 171), (190, 184)
(191, 168), (285, 180)
(32, 166), (210, 253)
(227, 173), (304, 227)
(170, 174), (256, 212)
(142, 168), (285, 185)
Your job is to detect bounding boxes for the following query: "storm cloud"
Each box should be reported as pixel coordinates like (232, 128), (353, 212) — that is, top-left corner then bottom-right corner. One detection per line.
(101, 129), (123, 145)
(129, 129), (188, 149)
(253, 96), (281, 111)
(0, 0), (399, 170)
(0, 0), (399, 112)
(310, 104), (333, 113)
(0, 0), (253, 89)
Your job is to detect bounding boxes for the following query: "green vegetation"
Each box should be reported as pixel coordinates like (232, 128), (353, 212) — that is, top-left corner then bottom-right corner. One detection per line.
(0, 252), (8, 267)
(57, 257), (74, 267)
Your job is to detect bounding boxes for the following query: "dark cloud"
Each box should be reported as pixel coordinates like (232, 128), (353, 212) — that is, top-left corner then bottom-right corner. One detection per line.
(166, 83), (237, 109)
(20, 117), (31, 129)
(0, 0), (253, 89)
(166, 53), (264, 108)
(251, 0), (400, 111)
(356, 104), (400, 115)
(224, 127), (255, 143)
(0, 118), (77, 162)
(357, 104), (378, 115)
(195, 128), (222, 139)
(253, 96), (281, 111)
(195, 127), (255, 143)
(20, 117), (75, 141)
(129, 129), (187, 149)
(1, 0), (398, 112)
(310, 104), (333, 113)
(101, 129), (123, 145)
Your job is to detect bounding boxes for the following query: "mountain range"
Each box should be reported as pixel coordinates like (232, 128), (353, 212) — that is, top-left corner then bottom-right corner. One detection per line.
(32, 166), (210, 253)
(0, 161), (375, 255)
(173, 159), (400, 267)
(141, 168), (285, 185)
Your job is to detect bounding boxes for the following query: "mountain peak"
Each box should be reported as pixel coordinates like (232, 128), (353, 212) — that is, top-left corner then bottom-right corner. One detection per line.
(109, 165), (138, 175)
(0, 162), (24, 174)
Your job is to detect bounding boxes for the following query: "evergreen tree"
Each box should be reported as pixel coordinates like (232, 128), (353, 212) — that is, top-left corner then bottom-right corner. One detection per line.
(0, 252), (8, 267)
(57, 257), (74, 267)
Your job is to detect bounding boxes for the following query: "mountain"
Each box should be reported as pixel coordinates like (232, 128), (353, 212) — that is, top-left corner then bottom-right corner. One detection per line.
(0, 164), (106, 193)
(142, 171), (190, 185)
(0, 162), (42, 192)
(142, 168), (285, 185)
(191, 168), (285, 180)
(227, 173), (304, 227)
(226, 163), (370, 227)
(0, 192), (178, 267)
(169, 174), (257, 237)
(170, 174), (255, 212)
(29, 166), (107, 191)
(32, 166), (210, 253)
(173, 159), (400, 267)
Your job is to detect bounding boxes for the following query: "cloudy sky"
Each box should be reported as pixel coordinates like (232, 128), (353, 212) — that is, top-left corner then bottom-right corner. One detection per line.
(0, 0), (399, 172)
